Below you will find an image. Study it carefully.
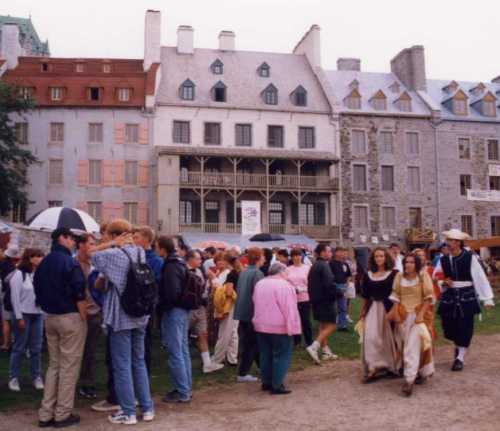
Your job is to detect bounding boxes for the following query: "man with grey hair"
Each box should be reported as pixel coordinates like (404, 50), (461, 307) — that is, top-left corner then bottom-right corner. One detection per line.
(252, 262), (301, 395)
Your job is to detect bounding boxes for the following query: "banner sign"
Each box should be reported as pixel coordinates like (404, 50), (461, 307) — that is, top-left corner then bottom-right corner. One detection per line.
(488, 164), (500, 176)
(241, 201), (261, 235)
(467, 189), (500, 202)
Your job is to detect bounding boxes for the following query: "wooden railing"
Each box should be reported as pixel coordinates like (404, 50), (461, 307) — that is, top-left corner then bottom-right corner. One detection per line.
(180, 172), (339, 190)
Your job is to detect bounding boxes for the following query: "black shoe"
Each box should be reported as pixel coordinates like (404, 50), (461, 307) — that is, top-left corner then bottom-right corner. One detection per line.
(337, 327), (349, 332)
(79, 386), (96, 399)
(38, 418), (55, 428)
(414, 375), (426, 385)
(162, 391), (191, 403)
(270, 385), (292, 395)
(261, 383), (272, 392)
(54, 414), (80, 428)
(451, 359), (464, 372)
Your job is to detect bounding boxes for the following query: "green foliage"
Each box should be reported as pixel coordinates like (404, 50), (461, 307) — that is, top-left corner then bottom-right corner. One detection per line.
(0, 81), (37, 215)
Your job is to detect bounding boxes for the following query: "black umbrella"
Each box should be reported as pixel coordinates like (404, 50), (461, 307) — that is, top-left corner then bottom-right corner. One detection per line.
(249, 233), (285, 242)
(26, 207), (100, 234)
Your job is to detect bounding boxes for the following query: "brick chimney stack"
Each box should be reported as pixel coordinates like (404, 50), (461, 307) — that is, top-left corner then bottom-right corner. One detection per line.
(177, 25), (194, 54)
(390, 45), (427, 91)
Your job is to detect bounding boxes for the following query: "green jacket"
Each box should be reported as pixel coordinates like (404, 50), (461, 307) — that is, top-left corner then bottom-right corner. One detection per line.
(233, 265), (264, 322)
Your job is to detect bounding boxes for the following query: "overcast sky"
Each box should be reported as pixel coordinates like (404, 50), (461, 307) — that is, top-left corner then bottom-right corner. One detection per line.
(4, 0), (500, 82)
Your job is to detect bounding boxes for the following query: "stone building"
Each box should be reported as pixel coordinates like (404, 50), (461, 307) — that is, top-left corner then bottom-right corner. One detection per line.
(0, 15), (49, 59)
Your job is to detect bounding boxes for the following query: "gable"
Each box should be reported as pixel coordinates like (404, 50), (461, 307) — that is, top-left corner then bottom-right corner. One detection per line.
(370, 89), (387, 100)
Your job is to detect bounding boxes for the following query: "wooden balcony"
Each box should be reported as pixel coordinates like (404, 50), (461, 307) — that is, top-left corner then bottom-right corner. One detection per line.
(180, 172), (339, 191)
(405, 228), (436, 244)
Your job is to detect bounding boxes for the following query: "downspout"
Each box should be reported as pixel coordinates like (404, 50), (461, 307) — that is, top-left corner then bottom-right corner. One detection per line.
(431, 116), (442, 240)
(331, 113), (343, 245)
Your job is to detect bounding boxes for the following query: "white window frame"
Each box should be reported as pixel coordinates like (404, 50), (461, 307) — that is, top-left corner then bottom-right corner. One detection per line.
(50, 87), (63, 101)
(352, 204), (369, 229)
(352, 163), (368, 192)
(351, 129), (367, 155)
(118, 88), (130, 102)
(125, 123), (139, 144)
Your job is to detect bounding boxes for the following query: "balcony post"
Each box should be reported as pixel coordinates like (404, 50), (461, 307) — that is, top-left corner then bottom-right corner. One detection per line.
(200, 156), (205, 231)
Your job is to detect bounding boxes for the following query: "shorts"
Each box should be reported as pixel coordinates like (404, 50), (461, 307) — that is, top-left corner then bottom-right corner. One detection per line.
(345, 282), (356, 299)
(312, 302), (337, 323)
(189, 305), (208, 335)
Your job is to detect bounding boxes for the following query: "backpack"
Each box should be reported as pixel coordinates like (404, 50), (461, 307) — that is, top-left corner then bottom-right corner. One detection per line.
(178, 268), (205, 310)
(114, 248), (158, 318)
(1, 270), (16, 312)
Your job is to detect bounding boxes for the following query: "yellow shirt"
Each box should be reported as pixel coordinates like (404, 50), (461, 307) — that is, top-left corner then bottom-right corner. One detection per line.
(390, 272), (434, 313)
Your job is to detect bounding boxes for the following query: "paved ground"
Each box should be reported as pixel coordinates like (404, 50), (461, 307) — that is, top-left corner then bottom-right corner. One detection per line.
(2, 334), (500, 431)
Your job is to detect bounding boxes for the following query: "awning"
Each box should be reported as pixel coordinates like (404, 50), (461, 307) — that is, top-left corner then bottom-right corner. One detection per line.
(181, 232), (317, 251)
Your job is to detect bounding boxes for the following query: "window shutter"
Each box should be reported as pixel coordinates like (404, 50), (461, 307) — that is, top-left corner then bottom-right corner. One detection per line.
(103, 160), (114, 186)
(114, 160), (125, 185)
(77, 160), (89, 186)
(139, 124), (148, 145)
(138, 202), (148, 225)
(138, 161), (149, 187)
(114, 123), (125, 144)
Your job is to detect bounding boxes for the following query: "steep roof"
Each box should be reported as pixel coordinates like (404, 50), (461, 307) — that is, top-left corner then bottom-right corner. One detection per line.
(0, 15), (49, 56)
(156, 46), (331, 113)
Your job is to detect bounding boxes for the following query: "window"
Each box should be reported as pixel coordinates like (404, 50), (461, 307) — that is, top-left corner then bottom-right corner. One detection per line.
(407, 166), (421, 192)
(117, 88), (130, 102)
(204, 123), (221, 145)
(75, 63), (84, 73)
(353, 205), (368, 229)
(345, 95), (361, 109)
(406, 132), (419, 155)
(292, 86), (307, 107)
(483, 101), (496, 117)
(10, 201), (26, 223)
(41, 62), (49, 72)
(397, 99), (412, 112)
(382, 206), (396, 229)
(269, 202), (284, 225)
(381, 166), (394, 191)
(371, 97), (386, 111)
(491, 216), (500, 236)
(125, 124), (139, 143)
(89, 123), (103, 143)
(88, 160), (102, 185)
(379, 131), (394, 154)
(263, 84), (278, 105)
(173, 121), (190, 144)
(18, 87), (33, 99)
(50, 87), (63, 101)
(461, 215), (473, 236)
(49, 123), (64, 144)
(460, 174), (471, 196)
(48, 200), (63, 207)
(299, 203), (326, 225)
(180, 201), (193, 224)
(88, 87), (101, 101)
(211, 59), (223, 75)
(88, 202), (102, 222)
(235, 124), (252, 147)
(298, 127), (315, 149)
(409, 207), (422, 228)
(258, 63), (270, 77)
(212, 81), (227, 102)
(102, 64), (111, 73)
(353, 164), (367, 191)
(125, 161), (138, 185)
(453, 99), (467, 116)
(458, 138), (471, 159)
(179, 79), (195, 100)
(48, 159), (63, 185)
(267, 125), (284, 148)
(490, 176), (500, 191)
(123, 203), (138, 224)
(15, 122), (28, 145)
(352, 130), (366, 154)
(488, 139), (499, 161)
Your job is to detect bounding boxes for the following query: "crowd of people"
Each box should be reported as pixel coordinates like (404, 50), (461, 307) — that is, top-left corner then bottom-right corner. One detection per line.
(0, 220), (495, 427)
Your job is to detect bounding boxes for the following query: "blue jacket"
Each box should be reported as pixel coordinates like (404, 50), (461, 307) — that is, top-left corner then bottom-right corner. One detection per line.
(145, 249), (163, 284)
(34, 243), (86, 314)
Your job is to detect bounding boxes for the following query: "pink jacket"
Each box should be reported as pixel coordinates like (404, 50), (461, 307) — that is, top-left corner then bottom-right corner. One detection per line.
(286, 264), (310, 303)
(252, 276), (301, 336)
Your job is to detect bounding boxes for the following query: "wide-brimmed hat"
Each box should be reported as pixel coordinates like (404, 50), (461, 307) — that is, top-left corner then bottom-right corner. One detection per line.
(442, 229), (471, 241)
(4, 245), (21, 259)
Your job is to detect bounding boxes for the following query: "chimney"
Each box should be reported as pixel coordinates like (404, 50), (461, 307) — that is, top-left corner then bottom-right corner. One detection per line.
(337, 58), (361, 71)
(293, 24), (321, 68)
(143, 10), (161, 71)
(1, 23), (22, 69)
(390, 45), (427, 91)
(218, 30), (235, 51)
(177, 25), (194, 54)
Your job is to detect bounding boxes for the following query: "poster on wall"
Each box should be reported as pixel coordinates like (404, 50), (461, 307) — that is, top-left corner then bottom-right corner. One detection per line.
(241, 201), (261, 235)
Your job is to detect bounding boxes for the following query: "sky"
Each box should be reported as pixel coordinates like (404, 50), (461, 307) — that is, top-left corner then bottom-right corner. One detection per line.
(4, 0), (500, 82)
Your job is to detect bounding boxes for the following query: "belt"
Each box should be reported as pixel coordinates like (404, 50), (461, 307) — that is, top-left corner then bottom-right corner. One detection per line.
(450, 281), (473, 288)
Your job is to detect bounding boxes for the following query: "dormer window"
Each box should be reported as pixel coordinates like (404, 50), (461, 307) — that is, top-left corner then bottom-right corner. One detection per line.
(258, 62), (270, 77)
(50, 87), (63, 101)
(483, 100), (497, 117)
(291, 85), (307, 107)
(443, 80), (459, 93)
(389, 82), (400, 93)
(212, 81), (227, 102)
(450, 89), (468, 115)
(211, 59), (224, 75)
(117, 88), (130, 102)
(18, 87), (33, 99)
(262, 84), (278, 105)
(370, 90), (387, 111)
(75, 63), (84, 73)
(179, 79), (195, 101)
(470, 83), (486, 97)
(344, 88), (361, 109)
(41, 62), (49, 72)
(88, 87), (101, 101)
(395, 91), (412, 112)
(349, 79), (359, 90)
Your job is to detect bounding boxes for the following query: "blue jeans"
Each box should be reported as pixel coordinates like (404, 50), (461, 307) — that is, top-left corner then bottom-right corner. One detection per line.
(161, 308), (192, 399)
(256, 333), (293, 389)
(109, 327), (153, 416)
(336, 283), (348, 329)
(10, 313), (43, 380)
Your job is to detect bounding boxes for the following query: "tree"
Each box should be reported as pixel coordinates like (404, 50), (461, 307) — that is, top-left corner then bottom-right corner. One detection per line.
(0, 81), (37, 215)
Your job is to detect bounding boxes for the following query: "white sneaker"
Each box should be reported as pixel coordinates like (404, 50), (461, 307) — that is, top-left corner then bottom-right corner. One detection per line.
(203, 362), (224, 374)
(321, 346), (339, 360)
(8, 378), (20, 392)
(236, 374), (259, 383)
(142, 411), (155, 422)
(346, 315), (353, 324)
(306, 345), (321, 365)
(108, 411), (137, 425)
(33, 377), (44, 390)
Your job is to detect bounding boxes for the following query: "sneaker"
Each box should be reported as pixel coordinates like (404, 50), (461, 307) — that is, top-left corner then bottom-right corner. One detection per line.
(91, 400), (121, 412)
(33, 377), (44, 390)
(8, 378), (20, 392)
(108, 411), (137, 425)
(162, 391), (191, 403)
(203, 362), (224, 374)
(142, 411), (155, 422)
(346, 315), (353, 324)
(236, 374), (259, 383)
(306, 345), (321, 365)
(321, 346), (338, 360)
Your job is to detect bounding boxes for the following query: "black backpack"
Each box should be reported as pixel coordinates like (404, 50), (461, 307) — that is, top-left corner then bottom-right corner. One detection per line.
(178, 268), (205, 310)
(114, 248), (158, 318)
(1, 270), (15, 312)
